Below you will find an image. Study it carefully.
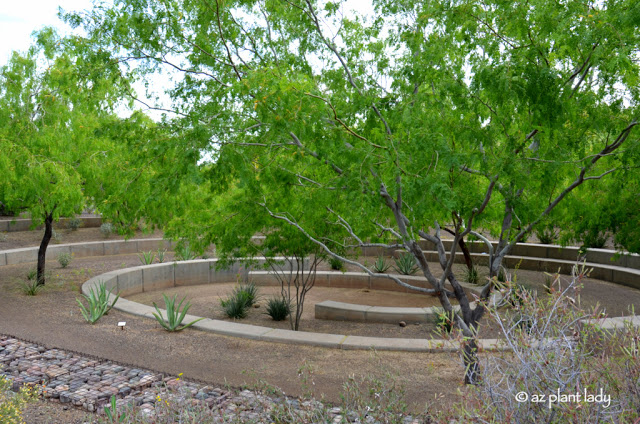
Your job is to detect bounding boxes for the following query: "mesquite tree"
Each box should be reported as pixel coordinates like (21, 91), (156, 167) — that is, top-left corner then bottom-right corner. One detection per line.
(72, 0), (640, 383)
(0, 29), (136, 285)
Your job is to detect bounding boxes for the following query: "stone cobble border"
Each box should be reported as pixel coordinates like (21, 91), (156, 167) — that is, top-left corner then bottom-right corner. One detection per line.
(2, 336), (426, 422)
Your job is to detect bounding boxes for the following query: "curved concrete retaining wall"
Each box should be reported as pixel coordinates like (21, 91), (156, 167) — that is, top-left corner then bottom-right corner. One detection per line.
(315, 300), (449, 324)
(78, 260), (633, 350)
(0, 216), (102, 232)
(359, 240), (640, 291)
(85, 259), (268, 297)
(0, 238), (170, 267)
(390, 240), (640, 291)
(3, 237), (638, 291)
(2, 238), (638, 347)
(363, 239), (640, 270)
(80, 261), (505, 352)
(418, 251), (640, 291)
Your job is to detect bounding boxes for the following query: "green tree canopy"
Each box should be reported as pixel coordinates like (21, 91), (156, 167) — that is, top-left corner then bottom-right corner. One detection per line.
(0, 28), (147, 284)
(71, 0), (640, 382)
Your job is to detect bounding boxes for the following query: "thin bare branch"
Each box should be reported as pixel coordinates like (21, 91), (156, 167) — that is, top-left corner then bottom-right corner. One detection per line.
(326, 207), (364, 244)
(374, 222), (403, 240)
(260, 204), (450, 295)
(289, 132), (344, 175)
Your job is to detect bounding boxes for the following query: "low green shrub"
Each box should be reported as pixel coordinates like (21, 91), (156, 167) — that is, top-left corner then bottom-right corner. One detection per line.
(220, 293), (249, 319)
(52, 229), (63, 243)
(58, 252), (72, 268)
(0, 373), (37, 424)
(76, 282), (120, 324)
(265, 297), (291, 321)
(582, 229), (607, 249)
(26, 268), (37, 281)
(393, 253), (418, 275)
(100, 223), (115, 238)
(153, 294), (204, 331)
(175, 245), (196, 261)
(234, 283), (259, 307)
(464, 265), (479, 285)
(328, 257), (344, 271)
(219, 283), (260, 319)
(535, 227), (558, 244)
(67, 217), (82, 231)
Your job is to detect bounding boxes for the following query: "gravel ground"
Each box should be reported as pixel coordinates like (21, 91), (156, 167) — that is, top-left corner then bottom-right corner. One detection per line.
(1, 228), (638, 422)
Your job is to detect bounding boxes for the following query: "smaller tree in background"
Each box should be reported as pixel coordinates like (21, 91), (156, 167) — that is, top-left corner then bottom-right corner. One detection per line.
(0, 29), (132, 285)
(162, 169), (348, 331)
(262, 233), (322, 332)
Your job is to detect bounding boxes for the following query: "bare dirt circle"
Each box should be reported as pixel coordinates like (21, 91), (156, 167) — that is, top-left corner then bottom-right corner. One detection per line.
(127, 282), (457, 338)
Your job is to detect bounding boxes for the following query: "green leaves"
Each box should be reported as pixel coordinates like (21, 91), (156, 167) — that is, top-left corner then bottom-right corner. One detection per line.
(62, 0), (640, 261)
(0, 28), (133, 225)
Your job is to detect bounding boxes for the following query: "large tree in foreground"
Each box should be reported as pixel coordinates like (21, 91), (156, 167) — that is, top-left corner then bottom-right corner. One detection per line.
(73, 0), (640, 383)
(0, 29), (136, 285)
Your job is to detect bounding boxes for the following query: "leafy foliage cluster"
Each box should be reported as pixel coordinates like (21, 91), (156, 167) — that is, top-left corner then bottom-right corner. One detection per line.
(0, 374), (37, 424)
(59, 0), (640, 383)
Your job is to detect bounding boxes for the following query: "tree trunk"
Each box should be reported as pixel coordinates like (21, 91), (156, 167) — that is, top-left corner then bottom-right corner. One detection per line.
(37, 211), (54, 286)
(459, 238), (473, 271)
(462, 338), (481, 385)
(444, 228), (473, 271)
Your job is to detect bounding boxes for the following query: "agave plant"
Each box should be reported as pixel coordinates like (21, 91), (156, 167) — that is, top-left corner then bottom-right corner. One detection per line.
(156, 248), (167, 263)
(77, 282), (120, 324)
(138, 250), (156, 265)
(153, 294), (204, 331)
(393, 253), (418, 275)
(372, 256), (391, 273)
(175, 245), (197, 261)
